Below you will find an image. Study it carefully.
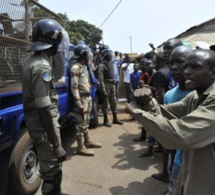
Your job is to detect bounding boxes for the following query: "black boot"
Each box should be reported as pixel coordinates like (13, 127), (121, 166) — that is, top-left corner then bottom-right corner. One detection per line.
(138, 146), (153, 158)
(133, 135), (146, 142)
(133, 127), (146, 142)
(103, 113), (112, 127)
(41, 170), (62, 195)
(112, 112), (123, 125)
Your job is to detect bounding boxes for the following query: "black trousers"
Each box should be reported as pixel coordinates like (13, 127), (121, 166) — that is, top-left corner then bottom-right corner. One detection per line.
(124, 82), (131, 103)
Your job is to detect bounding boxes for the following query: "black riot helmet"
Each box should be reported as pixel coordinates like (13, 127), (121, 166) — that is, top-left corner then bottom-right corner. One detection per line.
(102, 49), (113, 61)
(27, 19), (63, 52)
(71, 43), (91, 60)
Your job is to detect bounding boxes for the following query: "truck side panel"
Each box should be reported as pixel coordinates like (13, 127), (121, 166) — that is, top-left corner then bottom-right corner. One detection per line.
(0, 103), (24, 152)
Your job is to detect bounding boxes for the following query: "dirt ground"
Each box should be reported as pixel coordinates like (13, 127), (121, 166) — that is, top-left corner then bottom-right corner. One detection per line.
(35, 102), (168, 195)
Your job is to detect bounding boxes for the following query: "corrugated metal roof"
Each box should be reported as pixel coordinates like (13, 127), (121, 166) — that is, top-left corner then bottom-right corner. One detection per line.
(179, 33), (215, 49)
(175, 17), (215, 48)
(176, 17), (215, 38)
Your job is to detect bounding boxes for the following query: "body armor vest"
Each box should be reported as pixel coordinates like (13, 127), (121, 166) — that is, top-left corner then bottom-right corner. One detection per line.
(102, 61), (114, 80)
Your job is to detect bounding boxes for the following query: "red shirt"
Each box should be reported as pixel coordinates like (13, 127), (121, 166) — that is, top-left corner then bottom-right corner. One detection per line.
(139, 72), (149, 84)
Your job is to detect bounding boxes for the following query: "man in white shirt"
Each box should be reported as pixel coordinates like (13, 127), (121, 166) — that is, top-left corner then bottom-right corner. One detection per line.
(121, 54), (134, 103)
(112, 51), (123, 100)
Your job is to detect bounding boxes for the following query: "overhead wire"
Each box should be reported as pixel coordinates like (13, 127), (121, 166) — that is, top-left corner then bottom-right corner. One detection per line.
(99, 0), (122, 28)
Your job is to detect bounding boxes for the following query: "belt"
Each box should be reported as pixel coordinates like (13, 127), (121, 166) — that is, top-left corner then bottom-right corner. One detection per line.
(80, 92), (90, 97)
(104, 80), (115, 84)
(51, 99), (58, 104)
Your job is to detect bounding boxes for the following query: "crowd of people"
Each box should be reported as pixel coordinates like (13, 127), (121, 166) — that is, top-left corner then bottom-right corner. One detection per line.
(22, 18), (215, 195)
(125, 41), (215, 195)
(92, 36), (215, 195)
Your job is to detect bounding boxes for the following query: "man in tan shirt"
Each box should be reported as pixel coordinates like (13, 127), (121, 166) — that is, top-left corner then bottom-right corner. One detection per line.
(70, 43), (102, 156)
(125, 49), (215, 195)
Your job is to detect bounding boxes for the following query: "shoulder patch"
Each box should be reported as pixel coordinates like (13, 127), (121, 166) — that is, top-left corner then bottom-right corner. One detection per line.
(42, 71), (52, 82)
(42, 59), (51, 67)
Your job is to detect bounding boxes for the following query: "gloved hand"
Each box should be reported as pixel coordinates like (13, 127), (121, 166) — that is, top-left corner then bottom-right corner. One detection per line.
(53, 145), (67, 163)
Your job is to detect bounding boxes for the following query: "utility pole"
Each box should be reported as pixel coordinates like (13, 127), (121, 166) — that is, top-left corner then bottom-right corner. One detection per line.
(130, 36), (132, 54)
(24, 0), (29, 41)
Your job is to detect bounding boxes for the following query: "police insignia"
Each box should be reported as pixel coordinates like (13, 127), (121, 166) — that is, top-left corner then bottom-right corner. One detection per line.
(42, 72), (52, 82)
(42, 60), (50, 67)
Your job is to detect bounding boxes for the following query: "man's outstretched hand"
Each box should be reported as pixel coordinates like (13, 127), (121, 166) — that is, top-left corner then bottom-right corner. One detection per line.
(134, 87), (153, 106)
(124, 101), (138, 115)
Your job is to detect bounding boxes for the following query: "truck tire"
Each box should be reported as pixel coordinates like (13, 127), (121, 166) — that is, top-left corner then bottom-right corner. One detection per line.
(89, 96), (99, 128)
(9, 131), (41, 195)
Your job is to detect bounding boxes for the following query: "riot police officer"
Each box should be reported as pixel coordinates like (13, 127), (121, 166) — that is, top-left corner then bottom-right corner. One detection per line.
(22, 19), (66, 195)
(70, 43), (102, 156)
(98, 49), (123, 127)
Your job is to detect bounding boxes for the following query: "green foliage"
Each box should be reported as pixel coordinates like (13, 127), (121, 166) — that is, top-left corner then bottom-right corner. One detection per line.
(34, 8), (103, 46)
(68, 20), (102, 46)
(33, 7), (64, 26)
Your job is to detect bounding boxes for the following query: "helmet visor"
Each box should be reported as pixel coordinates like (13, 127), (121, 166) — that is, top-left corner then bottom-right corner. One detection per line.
(58, 29), (70, 52)
(87, 51), (94, 62)
(107, 52), (113, 60)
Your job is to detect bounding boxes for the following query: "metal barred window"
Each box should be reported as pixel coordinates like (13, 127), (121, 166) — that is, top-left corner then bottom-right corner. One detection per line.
(0, 0), (65, 90)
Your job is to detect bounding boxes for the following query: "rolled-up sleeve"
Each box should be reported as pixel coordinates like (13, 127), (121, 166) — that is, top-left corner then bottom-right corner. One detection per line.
(70, 65), (82, 108)
(32, 65), (52, 108)
(98, 63), (105, 93)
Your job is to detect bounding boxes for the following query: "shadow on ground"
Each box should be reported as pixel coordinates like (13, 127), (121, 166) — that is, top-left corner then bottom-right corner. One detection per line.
(111, 131), (163, 172)
(109, 177), (168, 195)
